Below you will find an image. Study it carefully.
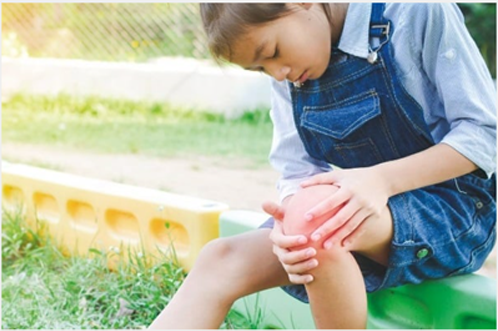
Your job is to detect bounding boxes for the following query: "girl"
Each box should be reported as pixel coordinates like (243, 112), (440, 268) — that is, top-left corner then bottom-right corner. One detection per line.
(150, 3), (496, 329)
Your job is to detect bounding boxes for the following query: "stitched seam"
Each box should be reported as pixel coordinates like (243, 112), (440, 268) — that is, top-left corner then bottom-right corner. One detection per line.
(335, 138), (384, 164)
(376, 55), (402, 157)
(382, 45), (432, 143)
(304, 89), (377, 111)
(309, 130), (331, 161)
(302, 91), (380, 139)
(300, 64), (379, 94)
(303, 108), (378, 139)
(292, 88), (315, 158)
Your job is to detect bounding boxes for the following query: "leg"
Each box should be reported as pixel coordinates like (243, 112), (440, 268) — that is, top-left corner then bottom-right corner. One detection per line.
(306, 247), (367, 329)
(149, 228), (290, 329)
(305, 204), (394, 329)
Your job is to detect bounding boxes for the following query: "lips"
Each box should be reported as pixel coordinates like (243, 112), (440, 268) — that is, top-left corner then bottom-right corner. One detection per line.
(295, 70), (309, 84)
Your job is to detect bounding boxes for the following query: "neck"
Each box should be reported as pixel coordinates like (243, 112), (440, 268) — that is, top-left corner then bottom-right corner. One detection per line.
(328, 3), (349, 45)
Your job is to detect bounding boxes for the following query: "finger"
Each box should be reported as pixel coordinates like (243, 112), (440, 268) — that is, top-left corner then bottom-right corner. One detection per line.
(262, 201), (285, 221)
(323, 209), (370, 248)
(310, 200), (359, 242)
(342, 217), (370, 248)
(288, 273), (314, 285)
(278, 247), (317, 265)
(284, 258), (319, 275)
(270, 224), (307, 248)
(304, 187), (350, 221)
(300, 172), (338, 188)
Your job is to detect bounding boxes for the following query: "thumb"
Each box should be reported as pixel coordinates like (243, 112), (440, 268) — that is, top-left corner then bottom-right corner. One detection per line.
(262, 201), (285, 221)
(300, 172), (337, 188)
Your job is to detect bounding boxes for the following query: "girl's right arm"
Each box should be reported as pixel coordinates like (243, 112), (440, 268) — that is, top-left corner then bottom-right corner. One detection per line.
(265, 78), (330, 283)
(268, 78), (331, 203)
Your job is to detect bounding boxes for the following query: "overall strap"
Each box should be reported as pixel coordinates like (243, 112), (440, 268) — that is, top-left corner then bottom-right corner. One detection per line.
(370, 3), (389, 38)
(367, 3), (390, 63)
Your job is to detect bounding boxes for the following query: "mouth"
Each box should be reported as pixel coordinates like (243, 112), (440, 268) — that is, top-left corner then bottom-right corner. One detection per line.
(295, 70), (309, 84)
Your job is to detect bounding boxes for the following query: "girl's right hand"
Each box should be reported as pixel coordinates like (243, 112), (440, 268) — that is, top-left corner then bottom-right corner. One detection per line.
(262, 201), (319, 284)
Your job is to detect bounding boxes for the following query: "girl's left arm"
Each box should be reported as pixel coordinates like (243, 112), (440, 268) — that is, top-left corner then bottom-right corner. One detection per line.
(300, 143), (477, 247)
(301, 3), (496, 247)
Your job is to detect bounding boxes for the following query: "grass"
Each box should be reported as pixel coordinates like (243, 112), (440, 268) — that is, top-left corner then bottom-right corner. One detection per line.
(1, 209), (267, 329)
(1, 93), (281, 328)
(1, 93), (274, 167)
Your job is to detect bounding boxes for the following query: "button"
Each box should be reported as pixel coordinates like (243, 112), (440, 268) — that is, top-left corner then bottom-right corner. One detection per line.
(367, 51), (378, 64)
(476, 201), (484, 209)
(416, 248), (429, 259)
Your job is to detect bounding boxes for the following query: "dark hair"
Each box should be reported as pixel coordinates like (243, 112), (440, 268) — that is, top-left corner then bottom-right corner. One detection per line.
(200, 4), (331, 62)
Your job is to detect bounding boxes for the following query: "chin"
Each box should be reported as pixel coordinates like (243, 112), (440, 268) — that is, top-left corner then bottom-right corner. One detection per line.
(312, 66), (328, 80)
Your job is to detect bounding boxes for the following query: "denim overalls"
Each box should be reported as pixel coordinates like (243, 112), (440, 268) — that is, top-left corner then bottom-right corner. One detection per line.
(261, 3), (496, 303)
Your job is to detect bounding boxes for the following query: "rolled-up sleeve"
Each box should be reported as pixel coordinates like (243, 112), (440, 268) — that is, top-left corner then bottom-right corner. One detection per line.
(419, 3), (496, 177)
(268, 79), (331, 202)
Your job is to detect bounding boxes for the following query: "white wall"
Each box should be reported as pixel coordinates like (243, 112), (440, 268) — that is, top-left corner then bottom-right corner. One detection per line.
(1, 57), (272, 118)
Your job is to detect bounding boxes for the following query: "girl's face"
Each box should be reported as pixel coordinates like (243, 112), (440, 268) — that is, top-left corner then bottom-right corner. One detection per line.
(229, 4), (346, 84)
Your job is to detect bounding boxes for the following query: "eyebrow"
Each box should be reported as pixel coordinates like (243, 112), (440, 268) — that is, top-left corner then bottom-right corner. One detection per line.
(244, 40), (268, 70)
(253, 40), (268, 63)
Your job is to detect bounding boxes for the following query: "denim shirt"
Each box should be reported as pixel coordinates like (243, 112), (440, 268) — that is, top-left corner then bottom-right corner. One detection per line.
(269, 3), (497, 202)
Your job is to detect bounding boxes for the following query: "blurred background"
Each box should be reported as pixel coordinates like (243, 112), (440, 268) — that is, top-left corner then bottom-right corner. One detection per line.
(2, 3), (496, 75)
(2, 3), (210, 61)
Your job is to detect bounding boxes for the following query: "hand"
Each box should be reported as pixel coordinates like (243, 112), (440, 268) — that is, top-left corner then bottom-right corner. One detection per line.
(300, 167), (391, 249)
(262, 200), (319, 284)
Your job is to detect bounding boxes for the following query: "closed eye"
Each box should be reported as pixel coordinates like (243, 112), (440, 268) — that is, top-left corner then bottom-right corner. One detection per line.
(249, 66), (265, 73)
(272, 45), (280, 59)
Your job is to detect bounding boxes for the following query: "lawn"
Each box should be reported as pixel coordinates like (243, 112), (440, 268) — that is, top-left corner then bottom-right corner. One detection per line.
(2, 93), (273, 167)
(1, 93), (275, 329)
(1, 209), (266, 329)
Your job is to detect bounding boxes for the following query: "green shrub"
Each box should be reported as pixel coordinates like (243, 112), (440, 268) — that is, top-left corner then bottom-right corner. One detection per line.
(458, 3), (496, 77)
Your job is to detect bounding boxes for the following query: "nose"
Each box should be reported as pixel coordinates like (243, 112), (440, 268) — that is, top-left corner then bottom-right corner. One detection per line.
(266, 63), (291, 81)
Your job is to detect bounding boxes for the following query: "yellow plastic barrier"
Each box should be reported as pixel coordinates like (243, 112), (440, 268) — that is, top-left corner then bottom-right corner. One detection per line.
(2, 162), (228, 271)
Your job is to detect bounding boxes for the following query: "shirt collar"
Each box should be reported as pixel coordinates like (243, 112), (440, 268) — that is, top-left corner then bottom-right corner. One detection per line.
(337, 3), (371, 59)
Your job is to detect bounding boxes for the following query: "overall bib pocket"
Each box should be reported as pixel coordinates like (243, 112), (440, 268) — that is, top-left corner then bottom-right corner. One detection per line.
(300, 91), (385, 168)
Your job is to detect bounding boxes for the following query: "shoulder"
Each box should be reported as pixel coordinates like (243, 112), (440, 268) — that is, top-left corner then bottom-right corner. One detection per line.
(385, 3), (464, 19)
(385, 3), (464, 34)
(385, 3), (468, 55)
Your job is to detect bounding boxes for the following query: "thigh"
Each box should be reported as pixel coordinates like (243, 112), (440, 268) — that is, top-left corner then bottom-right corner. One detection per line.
(347, 204), (394, 266)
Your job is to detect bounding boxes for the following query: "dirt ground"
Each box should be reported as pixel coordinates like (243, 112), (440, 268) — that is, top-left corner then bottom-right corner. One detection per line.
(2, 141), (496, 278)
(2, 142), (281, 211)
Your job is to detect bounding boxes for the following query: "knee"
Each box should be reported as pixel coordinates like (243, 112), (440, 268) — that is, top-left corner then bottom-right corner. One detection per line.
(308, 245), (352, 276)
(196, 237), (236, 270)
(193, 237), (253, 301)
(196, 237), (252, 276)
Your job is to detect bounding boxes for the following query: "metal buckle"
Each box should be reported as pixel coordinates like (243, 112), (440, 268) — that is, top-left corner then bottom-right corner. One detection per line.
(367, 22), (391, 64)
(371, 22), (390, 36)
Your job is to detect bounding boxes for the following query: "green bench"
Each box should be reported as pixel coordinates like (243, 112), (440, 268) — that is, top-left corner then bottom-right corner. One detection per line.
(220, 210), (497, 329)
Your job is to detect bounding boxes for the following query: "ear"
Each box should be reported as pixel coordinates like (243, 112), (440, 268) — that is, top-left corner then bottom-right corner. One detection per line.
(299, 3), (313, 10)
(287, 3), (313, 11)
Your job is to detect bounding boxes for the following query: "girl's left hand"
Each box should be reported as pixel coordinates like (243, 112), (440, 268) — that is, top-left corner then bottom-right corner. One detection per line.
(300, 167), (391, 249)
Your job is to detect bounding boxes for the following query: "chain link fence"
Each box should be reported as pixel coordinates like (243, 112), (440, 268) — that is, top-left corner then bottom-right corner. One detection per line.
(2, 3), (210, 62)
(1, 3), (495, 76)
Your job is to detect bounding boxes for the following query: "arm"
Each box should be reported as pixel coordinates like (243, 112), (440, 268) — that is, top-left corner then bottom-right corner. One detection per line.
(300, 143), (477, 246)
(268, 78), (331, 202)
(377, 143), (477, 197)
(263, 78), (331, 283)
(302, 3), (496, 246)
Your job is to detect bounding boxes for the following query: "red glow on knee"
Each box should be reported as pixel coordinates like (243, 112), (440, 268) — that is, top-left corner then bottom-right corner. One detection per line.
(283, 184), (341, 251)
